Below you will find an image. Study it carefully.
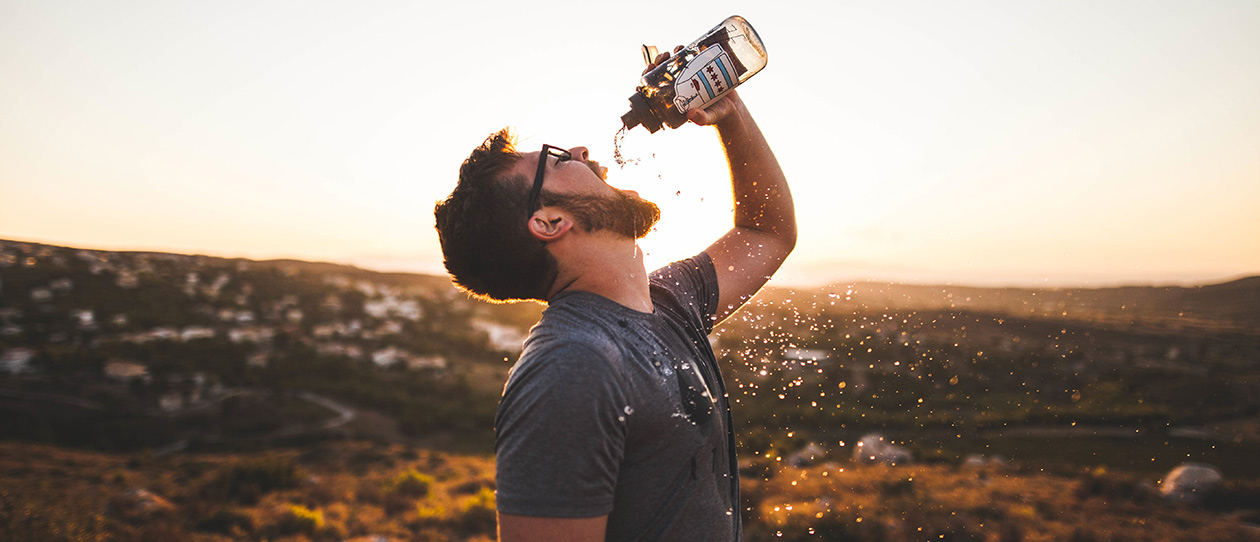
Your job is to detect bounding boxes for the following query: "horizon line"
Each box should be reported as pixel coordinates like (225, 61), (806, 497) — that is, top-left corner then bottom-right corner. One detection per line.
(2, 235), (1254, 292)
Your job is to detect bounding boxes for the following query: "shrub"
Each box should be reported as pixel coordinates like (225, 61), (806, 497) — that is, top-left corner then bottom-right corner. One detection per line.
(274, 504), (323, 536)
(456, 487), (497, 534)
(194, 508), (254, 536)
(389, 468), (435, 498)
(416, 501), (448, 523)
(1201, 479), (1260, 512)
(204, 456), (299, 504)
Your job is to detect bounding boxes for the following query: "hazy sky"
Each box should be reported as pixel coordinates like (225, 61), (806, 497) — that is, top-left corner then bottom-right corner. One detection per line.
(2, 0), (1257, 287)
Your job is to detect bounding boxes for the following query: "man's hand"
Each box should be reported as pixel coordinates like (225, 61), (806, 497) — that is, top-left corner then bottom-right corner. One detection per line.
(643, 46), (741, 127)
(685, 92), (740, 126)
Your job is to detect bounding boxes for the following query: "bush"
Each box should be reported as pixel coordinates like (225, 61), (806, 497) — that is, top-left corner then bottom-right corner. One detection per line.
(456, 487), (497, 534)
(388, 468), (435, 498)
(274, 504), (323, 536)
(203, 456), (299, 504)
(1073, 468), (1151, 503)
(1202, 479), (1260, 511)
(194, 508), (254, 536)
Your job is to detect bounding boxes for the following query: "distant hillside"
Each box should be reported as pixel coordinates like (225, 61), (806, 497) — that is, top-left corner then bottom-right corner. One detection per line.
(5, 238), (1253, 332)
(760, 275), (1260, 334)
(0, 237), (541, 451)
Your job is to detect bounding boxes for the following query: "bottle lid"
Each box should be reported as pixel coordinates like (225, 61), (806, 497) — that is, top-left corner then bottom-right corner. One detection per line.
(622, 93), (663, 133)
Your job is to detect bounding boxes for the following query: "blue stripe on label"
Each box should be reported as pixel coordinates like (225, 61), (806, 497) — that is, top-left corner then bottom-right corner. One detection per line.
(715, 57), (734, 88)
(698, 71), (715, 99)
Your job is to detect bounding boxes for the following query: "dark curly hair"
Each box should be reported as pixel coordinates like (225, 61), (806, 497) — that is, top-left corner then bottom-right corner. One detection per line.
(433, 128), (558, 303)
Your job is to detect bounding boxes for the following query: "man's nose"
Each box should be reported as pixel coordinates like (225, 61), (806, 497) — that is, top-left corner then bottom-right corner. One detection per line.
(568, 146), (589, 161)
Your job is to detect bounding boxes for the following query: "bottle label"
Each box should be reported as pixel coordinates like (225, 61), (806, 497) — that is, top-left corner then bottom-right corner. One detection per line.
(672, 45), (737, 114)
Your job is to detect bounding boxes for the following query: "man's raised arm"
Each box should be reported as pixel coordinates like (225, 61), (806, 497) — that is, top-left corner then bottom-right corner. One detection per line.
(690, 91), (797, 324)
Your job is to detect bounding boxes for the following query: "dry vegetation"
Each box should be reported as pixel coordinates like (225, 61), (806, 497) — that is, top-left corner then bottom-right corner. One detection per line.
(3, 439), (1259, 542)
(0, 440), (497, 542)
(744, 461), (1260, 541)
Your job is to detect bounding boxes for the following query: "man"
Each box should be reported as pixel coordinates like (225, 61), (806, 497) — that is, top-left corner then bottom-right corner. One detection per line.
(433, 51), (795, 542)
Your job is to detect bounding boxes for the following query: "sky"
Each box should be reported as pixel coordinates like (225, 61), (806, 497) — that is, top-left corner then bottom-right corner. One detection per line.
(1, 0), (1257, 288)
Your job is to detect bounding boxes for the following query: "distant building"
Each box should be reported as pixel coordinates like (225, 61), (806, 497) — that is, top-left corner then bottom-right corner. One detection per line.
(228, 327), (274, 344)
(30, 288), (52, 302)
(116, 271), (140, 289)
(376, 320), (404, 335)
(408, 355), (447, 371)
(364, 297), (422, 320)
(316, 342), (364, 360)
(371, 346), (411, 367)
(321, 294), (343, 312)
(784, 347), (829, 362)
(149, 327), (178, 341)
(181, 326), (216, 341)
(472, 319), (526, 352)
(74, 310), (96, 330)
(0, 348), (34, 374)
(104, 360), (149, 382)
(247, 350), (272, 367)
(159, 392), (184, 412)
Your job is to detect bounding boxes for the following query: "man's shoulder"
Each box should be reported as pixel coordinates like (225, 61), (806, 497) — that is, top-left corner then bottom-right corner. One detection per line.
(512, 304), (626, 387)
(648, 252), (715, 289)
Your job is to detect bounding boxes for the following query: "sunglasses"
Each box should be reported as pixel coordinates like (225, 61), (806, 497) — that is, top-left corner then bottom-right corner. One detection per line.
(528, 144), (572, 216)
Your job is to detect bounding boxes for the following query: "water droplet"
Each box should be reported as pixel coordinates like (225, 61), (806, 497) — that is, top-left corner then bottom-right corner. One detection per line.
(623, 405), (634, 415)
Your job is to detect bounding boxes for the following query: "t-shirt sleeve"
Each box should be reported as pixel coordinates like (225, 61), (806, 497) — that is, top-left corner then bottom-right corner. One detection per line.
(494, 342), (629, 518)
(650, 252), (721, 334)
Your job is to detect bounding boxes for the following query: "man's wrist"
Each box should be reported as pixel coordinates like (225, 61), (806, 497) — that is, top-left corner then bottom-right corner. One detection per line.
(715, 99), (752, 137)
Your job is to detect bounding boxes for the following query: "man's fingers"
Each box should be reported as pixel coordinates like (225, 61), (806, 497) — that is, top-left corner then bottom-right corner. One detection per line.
(642, 46), (686, 75)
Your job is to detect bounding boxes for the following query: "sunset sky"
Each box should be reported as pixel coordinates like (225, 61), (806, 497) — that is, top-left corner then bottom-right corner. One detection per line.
(2, 0), (1257, 287)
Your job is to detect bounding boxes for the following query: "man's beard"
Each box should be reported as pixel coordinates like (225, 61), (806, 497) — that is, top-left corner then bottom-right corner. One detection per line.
(542, 189), (661, 239)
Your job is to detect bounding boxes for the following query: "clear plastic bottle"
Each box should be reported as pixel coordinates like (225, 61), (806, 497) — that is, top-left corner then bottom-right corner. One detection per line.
(621, 15), (768, 133)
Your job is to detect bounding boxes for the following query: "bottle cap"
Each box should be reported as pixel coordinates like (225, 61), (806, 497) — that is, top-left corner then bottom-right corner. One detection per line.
(622, 93), (663, 133)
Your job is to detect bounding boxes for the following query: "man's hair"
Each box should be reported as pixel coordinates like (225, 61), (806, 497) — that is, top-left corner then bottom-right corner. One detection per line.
(434, 128), (558, 303)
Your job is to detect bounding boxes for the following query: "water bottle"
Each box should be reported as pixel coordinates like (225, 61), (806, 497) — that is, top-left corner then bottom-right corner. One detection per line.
(620, 15), (768, 133)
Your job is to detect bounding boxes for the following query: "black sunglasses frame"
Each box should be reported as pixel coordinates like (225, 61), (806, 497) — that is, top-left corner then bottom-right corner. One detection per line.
(528, 144), (572, 216)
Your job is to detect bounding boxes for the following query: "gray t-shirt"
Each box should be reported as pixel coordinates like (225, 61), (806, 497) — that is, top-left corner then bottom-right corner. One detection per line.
(496, 253), (740, 541)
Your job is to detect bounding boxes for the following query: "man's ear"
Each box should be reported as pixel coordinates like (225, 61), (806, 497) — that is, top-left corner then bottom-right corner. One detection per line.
(527, 208), (574, 242)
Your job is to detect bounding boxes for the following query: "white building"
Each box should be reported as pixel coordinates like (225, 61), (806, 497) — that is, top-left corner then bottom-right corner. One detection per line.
(0, 348), (34, 374)
(408, 355), (448, 371)
(74, 310), (96, 330)
(371, 346), (405, 367)
(30, 288), (52, 302)
(472, 319), (526, 352)
(104, 360), (149, 382)
(181, 327), (216, 341)
(116, 271), (139, 289)
(228, 327), (275, 344)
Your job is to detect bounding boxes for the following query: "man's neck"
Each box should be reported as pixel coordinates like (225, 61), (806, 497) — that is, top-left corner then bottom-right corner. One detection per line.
(547, 235), (652, 313)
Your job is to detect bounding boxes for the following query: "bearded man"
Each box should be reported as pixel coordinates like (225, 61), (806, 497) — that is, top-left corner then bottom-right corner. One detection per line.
(433, 52), (795, 542)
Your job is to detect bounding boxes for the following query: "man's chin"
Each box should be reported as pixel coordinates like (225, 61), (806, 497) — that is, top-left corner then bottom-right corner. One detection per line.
(587, 160), (608, 181)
